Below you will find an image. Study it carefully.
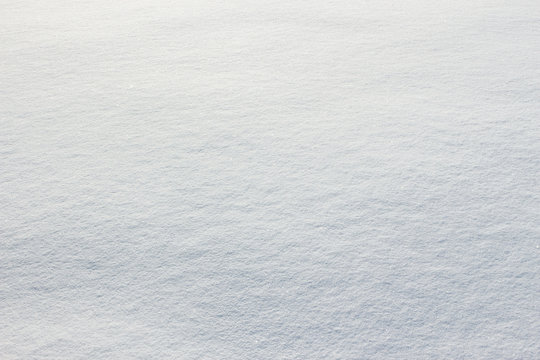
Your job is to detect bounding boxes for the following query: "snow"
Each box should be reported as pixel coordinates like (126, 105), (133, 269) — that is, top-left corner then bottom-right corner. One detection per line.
(1, 0), (539, 358)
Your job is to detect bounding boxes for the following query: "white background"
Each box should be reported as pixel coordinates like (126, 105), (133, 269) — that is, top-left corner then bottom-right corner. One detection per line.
(1, 1), (539, 358)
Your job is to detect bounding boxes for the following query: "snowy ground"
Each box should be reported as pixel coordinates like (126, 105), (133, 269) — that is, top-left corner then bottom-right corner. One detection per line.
(1, 1), (539, 358)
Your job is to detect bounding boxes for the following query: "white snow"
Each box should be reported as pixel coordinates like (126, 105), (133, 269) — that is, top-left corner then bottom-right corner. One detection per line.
(1, 0), (539, 358)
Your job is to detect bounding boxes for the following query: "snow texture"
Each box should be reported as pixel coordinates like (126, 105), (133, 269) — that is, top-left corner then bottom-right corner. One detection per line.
(1, 0), (540, 359)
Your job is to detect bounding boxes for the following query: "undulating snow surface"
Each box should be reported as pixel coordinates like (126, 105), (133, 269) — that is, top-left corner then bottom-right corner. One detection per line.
(1, 1), (540, 358)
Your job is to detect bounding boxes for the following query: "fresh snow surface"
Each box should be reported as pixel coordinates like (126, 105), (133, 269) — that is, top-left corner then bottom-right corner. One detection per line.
(1, 1), (540, 359)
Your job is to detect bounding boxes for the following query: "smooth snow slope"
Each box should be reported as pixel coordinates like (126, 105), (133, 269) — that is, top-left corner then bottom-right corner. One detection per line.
(1, 0), (539, 359)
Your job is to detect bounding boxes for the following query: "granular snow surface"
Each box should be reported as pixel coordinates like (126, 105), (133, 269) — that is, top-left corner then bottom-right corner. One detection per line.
(1, 1), (539, 359)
